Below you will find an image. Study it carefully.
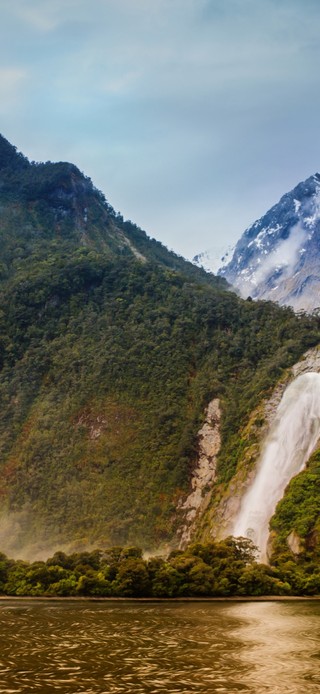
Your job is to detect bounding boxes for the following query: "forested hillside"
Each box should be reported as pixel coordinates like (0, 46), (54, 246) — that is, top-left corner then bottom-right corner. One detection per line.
(0, 135), (319, 559)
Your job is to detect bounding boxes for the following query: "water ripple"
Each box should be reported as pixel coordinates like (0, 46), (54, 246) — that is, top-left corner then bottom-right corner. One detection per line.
(0, 600), (318, 693)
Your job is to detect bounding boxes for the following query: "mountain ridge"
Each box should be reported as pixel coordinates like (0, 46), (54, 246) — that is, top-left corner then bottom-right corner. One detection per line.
(0, 134), (227, 289)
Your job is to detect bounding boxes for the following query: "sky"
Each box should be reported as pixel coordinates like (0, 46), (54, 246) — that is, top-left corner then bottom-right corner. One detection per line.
(1, 0), (320, 262)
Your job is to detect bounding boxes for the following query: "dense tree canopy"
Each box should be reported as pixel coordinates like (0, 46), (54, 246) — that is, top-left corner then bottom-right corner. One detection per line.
(0, 539), (318, 597)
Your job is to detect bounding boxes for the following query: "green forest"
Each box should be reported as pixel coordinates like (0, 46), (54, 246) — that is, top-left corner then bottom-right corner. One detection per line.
(0, 134), (319, 575)
(0, 538), (319, 597)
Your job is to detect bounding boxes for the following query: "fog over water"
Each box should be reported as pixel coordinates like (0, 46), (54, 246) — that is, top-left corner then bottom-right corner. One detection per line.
(233, 372), (320, 560)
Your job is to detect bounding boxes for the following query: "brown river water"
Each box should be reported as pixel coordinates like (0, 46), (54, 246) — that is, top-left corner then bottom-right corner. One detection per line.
(0, 599), (319, 693)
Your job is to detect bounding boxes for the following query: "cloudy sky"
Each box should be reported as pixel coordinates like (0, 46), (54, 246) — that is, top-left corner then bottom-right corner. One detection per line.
(1, 0), (320, 261)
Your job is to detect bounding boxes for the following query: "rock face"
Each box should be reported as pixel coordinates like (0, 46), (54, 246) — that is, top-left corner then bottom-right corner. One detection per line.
(287, 530), (303, 556)
(177, 399), (221, 548)
(218, 174), (320, 312)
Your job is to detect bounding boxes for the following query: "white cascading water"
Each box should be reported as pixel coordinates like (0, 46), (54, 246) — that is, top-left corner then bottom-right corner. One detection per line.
(232, 372), (320, 561)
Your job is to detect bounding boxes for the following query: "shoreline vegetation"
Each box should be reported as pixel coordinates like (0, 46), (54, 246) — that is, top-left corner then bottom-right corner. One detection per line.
(0, 595), (319, 602)
(0, 537), (319, 599)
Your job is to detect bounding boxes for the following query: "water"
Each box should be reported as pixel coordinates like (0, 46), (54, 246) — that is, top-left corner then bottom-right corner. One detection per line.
(233, 372), (320, 560)
(0, 599), (319, 693)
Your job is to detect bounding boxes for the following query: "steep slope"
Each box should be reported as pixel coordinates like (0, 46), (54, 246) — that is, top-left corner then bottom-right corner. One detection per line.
(218, 174), (320, 312)
(0, 135), (319, 559)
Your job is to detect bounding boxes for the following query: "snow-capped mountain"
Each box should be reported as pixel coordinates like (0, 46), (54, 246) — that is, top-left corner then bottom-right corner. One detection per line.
(193, 243), (235, 275)
(217, 174), (320, 312)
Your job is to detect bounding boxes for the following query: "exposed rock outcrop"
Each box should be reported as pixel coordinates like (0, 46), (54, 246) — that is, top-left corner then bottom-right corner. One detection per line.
(287, 529), (303, 555)
(177, 399), (221, 548)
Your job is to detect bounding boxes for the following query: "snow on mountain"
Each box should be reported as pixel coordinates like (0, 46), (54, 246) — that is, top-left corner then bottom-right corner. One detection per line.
(193, 243), (235, 275)
(217, 174), (320, 312)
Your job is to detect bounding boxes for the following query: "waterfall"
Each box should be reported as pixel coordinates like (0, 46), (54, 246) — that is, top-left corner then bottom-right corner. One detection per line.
(232, 372), (320, 561)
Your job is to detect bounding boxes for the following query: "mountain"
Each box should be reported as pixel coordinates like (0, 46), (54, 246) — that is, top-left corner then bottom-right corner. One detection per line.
(0, 134), (319, 563)
(0, 135), (222, 283)
(217, 174), (320, 312)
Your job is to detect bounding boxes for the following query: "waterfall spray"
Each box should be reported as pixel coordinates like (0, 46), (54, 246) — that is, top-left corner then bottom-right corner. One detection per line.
(232, 372), (320, 561)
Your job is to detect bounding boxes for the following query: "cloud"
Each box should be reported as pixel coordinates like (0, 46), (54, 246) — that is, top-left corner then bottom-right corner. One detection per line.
(0, 67), (27, 114)
(8, 0), (84, 33)
(13, 6), (60, 32)
(253, 224), (306, 286)
(235, 223), (308, 299)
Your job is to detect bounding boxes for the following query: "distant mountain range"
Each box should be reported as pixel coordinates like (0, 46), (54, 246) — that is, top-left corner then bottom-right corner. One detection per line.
(194, 174), (320, 312)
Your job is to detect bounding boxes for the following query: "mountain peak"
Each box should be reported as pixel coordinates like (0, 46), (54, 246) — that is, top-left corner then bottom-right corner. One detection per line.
(0, 134), (223, 287)
(218, 174), (320, 312)
(0, 134), (30, 171)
